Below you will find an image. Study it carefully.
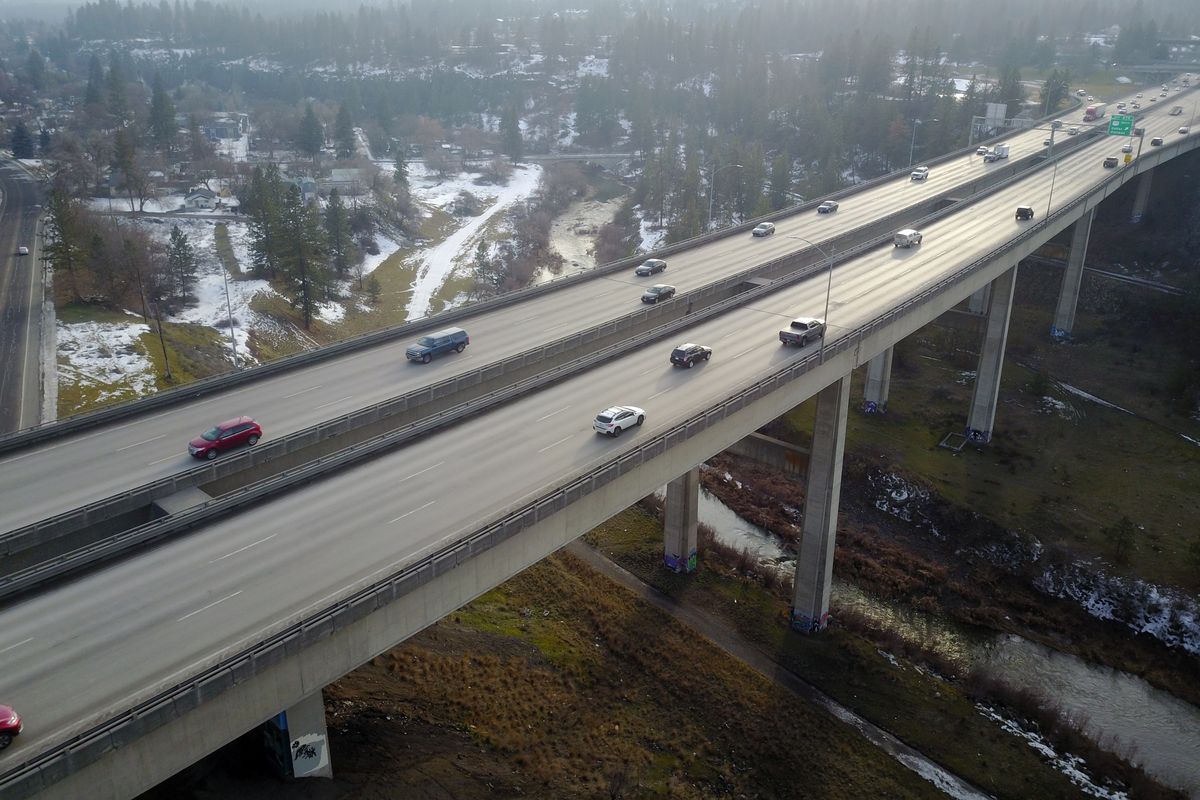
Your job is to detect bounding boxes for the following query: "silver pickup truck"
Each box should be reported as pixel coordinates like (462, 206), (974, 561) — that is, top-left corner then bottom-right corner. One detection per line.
(779, 317), (826, 347)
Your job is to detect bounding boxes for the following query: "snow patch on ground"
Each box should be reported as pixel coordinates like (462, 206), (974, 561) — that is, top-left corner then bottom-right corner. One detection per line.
(357, 233), (402, 277)
(1035, 565), (1200, 655)
(405, 164), (543, 320)
(316, 301), (346, 324)
(635, 206), (668, 254)
(56, 320), (154, 405)
(977, 705), (1129, 799)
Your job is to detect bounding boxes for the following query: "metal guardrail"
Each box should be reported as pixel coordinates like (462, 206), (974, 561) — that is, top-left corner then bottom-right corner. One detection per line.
(4, 112), (1194, 800)
(0, 101), (1077, 457)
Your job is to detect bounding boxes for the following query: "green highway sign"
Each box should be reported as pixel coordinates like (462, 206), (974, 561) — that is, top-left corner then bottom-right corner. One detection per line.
(1108, 114), (1134, 136)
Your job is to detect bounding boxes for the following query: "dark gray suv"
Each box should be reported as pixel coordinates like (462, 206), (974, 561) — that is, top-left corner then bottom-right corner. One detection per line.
(406, 327), (469, 363)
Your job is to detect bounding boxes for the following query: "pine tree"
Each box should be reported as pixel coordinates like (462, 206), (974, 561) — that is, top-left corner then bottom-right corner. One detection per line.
(298, 105), (324, 162)
(44, 186), (87, 302)
(365, 273), (382, 305)
(501, 101), (523, 161)
(325, 188), (349, 278)
(148, 73), (176, 152)
(83, 54), (104, 107)
(23, 49), (45, 91)
(39, 128), (51, 154)
(247, 164), (286, 280)
(393, 149), (408, 190)
(334, 103), (355, 159)
(278, 186), (330, 329)
(10, 120), (34, 159)
(166, 225), (196, 301)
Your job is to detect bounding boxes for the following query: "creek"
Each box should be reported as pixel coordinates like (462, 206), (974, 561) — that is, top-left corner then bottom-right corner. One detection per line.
(684, 484), (1200, 796)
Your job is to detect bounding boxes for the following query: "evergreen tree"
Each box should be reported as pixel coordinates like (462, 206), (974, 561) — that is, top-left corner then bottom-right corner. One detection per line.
(334, 103), (355, 159)
(148, 73), (176, 152)
(105, 50), (127, 122)
(325, 188), (349, 278)
(83, 54), (104, 107)
(44, 185), (87, 302)
(23, 49), (45, 91)
(768, 153), (792, 211)
(39, 128), (51, 154)
(298, 105), (324, 161)
(393, 149), (408, 189)
(188, 114), (213, 161)
(247, 164), (286, 279)
(279, 186), (330, 329)
(166, 225), (196, 300)
(10, 120), (34, 159)
(365, 273), (382, 305)
(501, 101), (523, 161)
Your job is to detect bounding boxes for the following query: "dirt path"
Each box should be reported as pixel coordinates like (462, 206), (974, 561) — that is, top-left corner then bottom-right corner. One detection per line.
(566, 541), (994, 800)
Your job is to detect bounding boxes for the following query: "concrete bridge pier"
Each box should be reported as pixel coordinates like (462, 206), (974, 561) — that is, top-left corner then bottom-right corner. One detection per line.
(965, 264), (1018, 444)
(790, 375), (850, 633)
(663, 466), (700, 573)
(1130, 169), (1154, 223)
(966, 284), (991, 315)
(862, 346), (893, 413)
(268, 690), (333, 779)
(1052, 208), (1094, 338)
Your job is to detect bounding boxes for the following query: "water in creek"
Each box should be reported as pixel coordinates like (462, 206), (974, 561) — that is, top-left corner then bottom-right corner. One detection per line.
(685, 485), (1200, 796)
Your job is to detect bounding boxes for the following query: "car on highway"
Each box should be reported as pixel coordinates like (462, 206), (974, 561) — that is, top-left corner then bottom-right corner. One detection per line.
(1151, 137), (1164, 146)
(1015, 206), (1035, 221)
(909, 165), (929, 181)
(1067, 126), (1079, 135)
(188, 416), (262, 460)
(1133, 126), (1144, 136)
(975, 145), (989, 156)
(405, 327), (469, 363)
(635, 258), (667, 276)
(1116, 102), (1126, 110)
(0, 705), (21, 751)
(1121, 142), (1133, 153)
(1180, 127), (1191, 135)
(751, 222), (776, 237)
(1077, 89), (1087, 97)
(778, 317), (825, 347)
(1086, 95), (1094, 101)
(592, 405), (645, 437)
(893, 228), (923, 248)
(1102, 156), (1119, 168)
(1150, 96), (1158, 103)
(670, 342), (712, 368)
(817, 200), (839, 214)
(1136, 92), (1143, 98)
(16, 246), (28, 255)
(1130, 102), (1140, 109)
(1043, 138), (1053, 147)
(641, 284), (676, 304)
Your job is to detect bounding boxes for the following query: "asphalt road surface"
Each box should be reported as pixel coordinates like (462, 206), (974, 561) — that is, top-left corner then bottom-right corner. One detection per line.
(0, 160), (42, 434)
(1, 82), (1195, 769)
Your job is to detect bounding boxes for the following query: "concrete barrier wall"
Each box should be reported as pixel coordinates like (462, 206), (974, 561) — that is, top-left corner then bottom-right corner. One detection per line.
(725, 432), (810, 477)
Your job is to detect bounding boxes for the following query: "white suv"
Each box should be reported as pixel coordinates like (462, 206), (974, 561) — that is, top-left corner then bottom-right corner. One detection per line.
(593, 406), (645, 437)
(910, 166), (930, 181)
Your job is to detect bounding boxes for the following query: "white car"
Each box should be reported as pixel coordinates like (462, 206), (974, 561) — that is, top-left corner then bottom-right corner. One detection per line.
(1121, 142), (1133, 153)
(1181, 127), (1191, 135)
(975, 145), (989, 156)
(910, 166), (929, 181)
(1067, 126), (1080, 135)
(16, 246), (28, 256)
(593, 406), (645, 437)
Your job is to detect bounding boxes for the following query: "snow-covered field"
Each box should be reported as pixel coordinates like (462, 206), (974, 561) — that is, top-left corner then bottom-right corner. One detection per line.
(57, 319), (154, 409)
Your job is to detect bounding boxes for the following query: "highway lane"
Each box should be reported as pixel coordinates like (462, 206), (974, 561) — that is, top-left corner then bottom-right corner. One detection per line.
(0, 161), (43, 433)
(0, 104), (1189, 767)
(0, 82), (1177, 535)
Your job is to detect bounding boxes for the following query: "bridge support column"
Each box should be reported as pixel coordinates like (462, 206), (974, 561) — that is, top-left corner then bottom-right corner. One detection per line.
(790, 375), (850, 633)
(269, 690), (333, 779)
(862, 347), (893, 413)
(1130, 169), (1154, 223)
(1052, 208), (1093, 338)
(663, 467), (699, 573)
(966, 265), (1017, 443)
(967, 284), (991, 315)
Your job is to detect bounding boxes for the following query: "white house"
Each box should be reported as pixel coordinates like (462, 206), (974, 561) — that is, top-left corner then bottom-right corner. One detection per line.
(184, 188), (217, 209)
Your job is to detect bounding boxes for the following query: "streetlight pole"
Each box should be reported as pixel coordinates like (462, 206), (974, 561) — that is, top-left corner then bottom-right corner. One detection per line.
(782, 235), (835, 364)
(908, 119), (937, 167)
(707, 162), (743, 229)
(1045, 157), (1059, 219)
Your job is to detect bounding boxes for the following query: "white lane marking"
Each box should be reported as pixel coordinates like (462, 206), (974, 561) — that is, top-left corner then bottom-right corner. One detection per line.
(115, 434), (165, 452)
(730, 347), (756, 360)
(719, 330), (740, 340)
(0, 637), (33, 655)
(148, 453), (183, 466)
(178, 590), (242, 622)
(389, 500), (436, 524)
(535, 405), (570, 422)
(537, 434), (573, 453)
(637, 367), (657, 376)
(397, 462), (443, 484)
(208, 534), (277, 564)
(648, 387), (673, 400)
(284, 385), (323, 399)
(543, 322), (569, 332)
(315, 395), (354, 410)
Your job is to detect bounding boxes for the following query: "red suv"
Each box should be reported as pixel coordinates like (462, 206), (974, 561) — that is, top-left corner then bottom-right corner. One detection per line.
(0, 704), (22, 750)
(188, 416), (263, 460)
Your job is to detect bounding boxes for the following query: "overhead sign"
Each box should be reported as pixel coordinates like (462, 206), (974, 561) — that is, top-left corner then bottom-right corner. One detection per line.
(1108, 114), (1134, 136)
